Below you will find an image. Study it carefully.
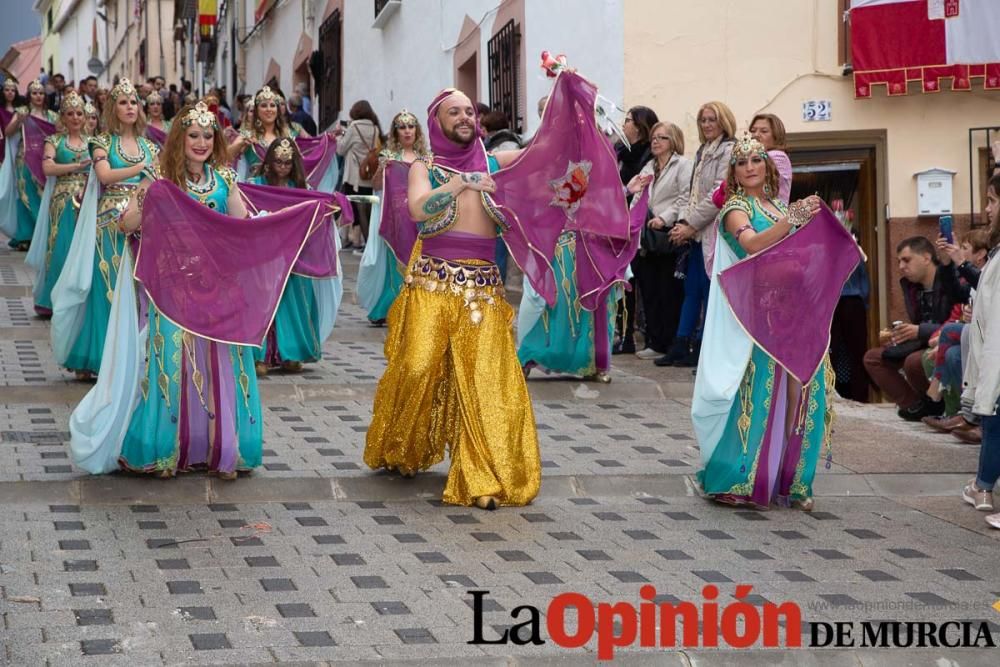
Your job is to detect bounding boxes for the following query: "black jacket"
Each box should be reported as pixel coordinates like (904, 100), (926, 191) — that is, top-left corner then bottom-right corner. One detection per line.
(901, 264), (962, 343)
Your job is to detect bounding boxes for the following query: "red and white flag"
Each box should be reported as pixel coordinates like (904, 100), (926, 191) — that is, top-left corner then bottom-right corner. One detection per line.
(850, 0), (1000, 97)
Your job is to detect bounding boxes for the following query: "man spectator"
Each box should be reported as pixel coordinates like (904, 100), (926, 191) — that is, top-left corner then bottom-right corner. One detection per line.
(81, 76), (99, 105)
(46, 73), (66, 111)
(152, 76), (165, 93)
(481, 110), (522, 152)
(863, 236), (963, 421)
(139, 81), (154, 100)
(164, 83), (179, 120)
(294, 81), (312, 116)
(288, 94), (317, 136)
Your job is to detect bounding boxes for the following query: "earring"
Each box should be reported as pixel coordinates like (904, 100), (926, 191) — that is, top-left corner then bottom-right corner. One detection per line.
(763, 183), (772, 197)
(736, 184), (745, 196)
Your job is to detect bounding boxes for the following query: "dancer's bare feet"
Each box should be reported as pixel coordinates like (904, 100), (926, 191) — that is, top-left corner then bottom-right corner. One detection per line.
(474, 496), (499, 511)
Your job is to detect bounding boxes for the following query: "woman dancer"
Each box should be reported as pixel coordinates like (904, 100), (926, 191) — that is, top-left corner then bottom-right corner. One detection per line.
(0, 79), (20, 164)
(32, 92), (91, 317)
(695, 134), (827, 510)
(84, 102), (99, 135)
(60, 78), (157, 380)
(362, 110), (428, 325)
(4, 80), (59, 250)
(113, 102), (260, 479)
(248, 138), (323, 374)
(228, 86), (301, 178)
(144, 90), (171, 146)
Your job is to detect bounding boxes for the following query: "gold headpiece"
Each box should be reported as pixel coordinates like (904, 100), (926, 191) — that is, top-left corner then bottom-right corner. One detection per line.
(730, 131), (768, 165)
(393, 110), (418, 129)
(273, 137), (295, 160)
(146, 91), (162, 105)
(255, 85), (283, 106)
(110, 77), (137, 102)
(28, 79), (45, 94)
(3, 78), (18, 91)
(84, 102), (97, 116)
(181, 101), (218, 129)
(60, 90), (85, 113)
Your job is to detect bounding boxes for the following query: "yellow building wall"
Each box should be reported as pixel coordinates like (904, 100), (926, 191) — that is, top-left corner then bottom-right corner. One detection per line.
(624, 0), (1000, 219)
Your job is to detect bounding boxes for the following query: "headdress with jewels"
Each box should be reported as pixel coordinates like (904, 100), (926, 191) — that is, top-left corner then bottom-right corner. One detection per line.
(254, 85), (283, 106)
(146, 91), (162, 105)
(181, 101), (218, 129)
(84, 102), (97, 116)
(2, 78), (18, 91)
(110, 77), (137, 102)
(730, 131), (768, 165)
(28, 79), (45, 93)
(273, 137), (295, 160)
(60, 90), (85, 113)
(393, 109), (418, 129)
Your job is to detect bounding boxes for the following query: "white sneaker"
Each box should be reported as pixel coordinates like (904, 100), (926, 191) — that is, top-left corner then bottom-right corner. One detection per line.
(986, 513), (1000, 529)
(635, 347), (660, 360)
(962, 480), (994, 511)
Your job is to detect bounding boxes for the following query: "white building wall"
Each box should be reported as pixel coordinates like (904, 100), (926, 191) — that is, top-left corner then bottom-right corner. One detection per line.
(338, 0), (497, 128)
(53, 0), (97, 85)
(236, 0), (624, 135)
(520, 0), (624, 136)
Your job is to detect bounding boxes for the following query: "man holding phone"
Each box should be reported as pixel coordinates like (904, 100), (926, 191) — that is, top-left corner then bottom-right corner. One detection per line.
(863, 236), (964, 421)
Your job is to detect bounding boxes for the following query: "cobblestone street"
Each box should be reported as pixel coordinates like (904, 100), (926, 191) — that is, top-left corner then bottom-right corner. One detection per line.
(2, 246), (999, 666)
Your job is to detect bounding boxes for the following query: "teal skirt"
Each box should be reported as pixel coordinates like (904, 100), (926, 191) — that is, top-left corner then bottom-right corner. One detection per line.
(34, 191), (79, 313)
(368, 250), (405, 322)
(119, 302), (263, 474)
(9, 161), (41, 247)
(63, 225), (125, 374)
(254, 274), (323, 365)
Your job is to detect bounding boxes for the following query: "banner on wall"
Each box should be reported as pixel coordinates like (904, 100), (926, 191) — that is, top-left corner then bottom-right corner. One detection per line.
(850, 0), (1000, 97)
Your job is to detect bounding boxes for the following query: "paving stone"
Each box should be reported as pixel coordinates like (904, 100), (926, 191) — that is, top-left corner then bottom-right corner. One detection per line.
(74, 608), (114, 626)
(189, 633), (231, 650)
(295, 630), (336, 647)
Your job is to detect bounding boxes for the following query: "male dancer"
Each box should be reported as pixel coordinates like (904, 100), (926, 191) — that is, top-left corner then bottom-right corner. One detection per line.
(363, 89), (538, 510)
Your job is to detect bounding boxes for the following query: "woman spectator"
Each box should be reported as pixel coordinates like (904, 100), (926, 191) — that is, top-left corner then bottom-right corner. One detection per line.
(961, 172), (1000, 527)
(625, 121), (693, 363)
(614, 105), (658, 354)
(335, 100), (382, 250)
(665, 101), (737, 367)
(749, 113), (792, 204)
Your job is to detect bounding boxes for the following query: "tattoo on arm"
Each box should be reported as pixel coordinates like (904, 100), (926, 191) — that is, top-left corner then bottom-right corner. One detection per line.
(422, 191), (455, 217)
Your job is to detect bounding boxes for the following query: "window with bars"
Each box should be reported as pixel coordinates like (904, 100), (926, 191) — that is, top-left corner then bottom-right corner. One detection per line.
(487, 19), (522, 134)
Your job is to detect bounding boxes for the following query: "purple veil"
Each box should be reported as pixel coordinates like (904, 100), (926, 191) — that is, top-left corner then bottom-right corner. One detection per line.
(22, 114), (57, 187)
(717, 205), (864, 384)
(134, 179), (338, 346)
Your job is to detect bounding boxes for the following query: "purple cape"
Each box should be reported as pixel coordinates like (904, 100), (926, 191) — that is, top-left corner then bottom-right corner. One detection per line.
(22, 114), (57, 186)
(240, 180), (353, 227)
(248, 134), (337, 191)
(717, 205), (864, 384)
(382, 71), (637, 308)
(135, 179), (338, 346)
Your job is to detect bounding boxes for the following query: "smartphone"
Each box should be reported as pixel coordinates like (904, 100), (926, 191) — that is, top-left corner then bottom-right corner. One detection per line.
(938, 215), (954, 244)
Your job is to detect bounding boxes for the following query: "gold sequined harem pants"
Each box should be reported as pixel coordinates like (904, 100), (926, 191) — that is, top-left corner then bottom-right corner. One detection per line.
(363, 256), (541, 507)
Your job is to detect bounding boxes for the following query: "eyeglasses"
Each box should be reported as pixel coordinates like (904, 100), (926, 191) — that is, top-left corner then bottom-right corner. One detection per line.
(650, 135), (670, 143)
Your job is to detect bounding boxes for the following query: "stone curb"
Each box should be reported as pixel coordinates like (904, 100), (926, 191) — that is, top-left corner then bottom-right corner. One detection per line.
(0, 472), (973, 506)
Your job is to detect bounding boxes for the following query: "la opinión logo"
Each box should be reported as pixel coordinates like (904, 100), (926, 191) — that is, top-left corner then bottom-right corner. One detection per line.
(467, 585), (802, 660)
(467, 587), (1000, 659)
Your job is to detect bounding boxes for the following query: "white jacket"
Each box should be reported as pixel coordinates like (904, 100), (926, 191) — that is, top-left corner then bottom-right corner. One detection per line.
(962, 246), (1000, 416)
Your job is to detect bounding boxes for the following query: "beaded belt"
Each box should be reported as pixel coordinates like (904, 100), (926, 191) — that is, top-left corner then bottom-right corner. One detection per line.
(404, 255), (504, 325)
